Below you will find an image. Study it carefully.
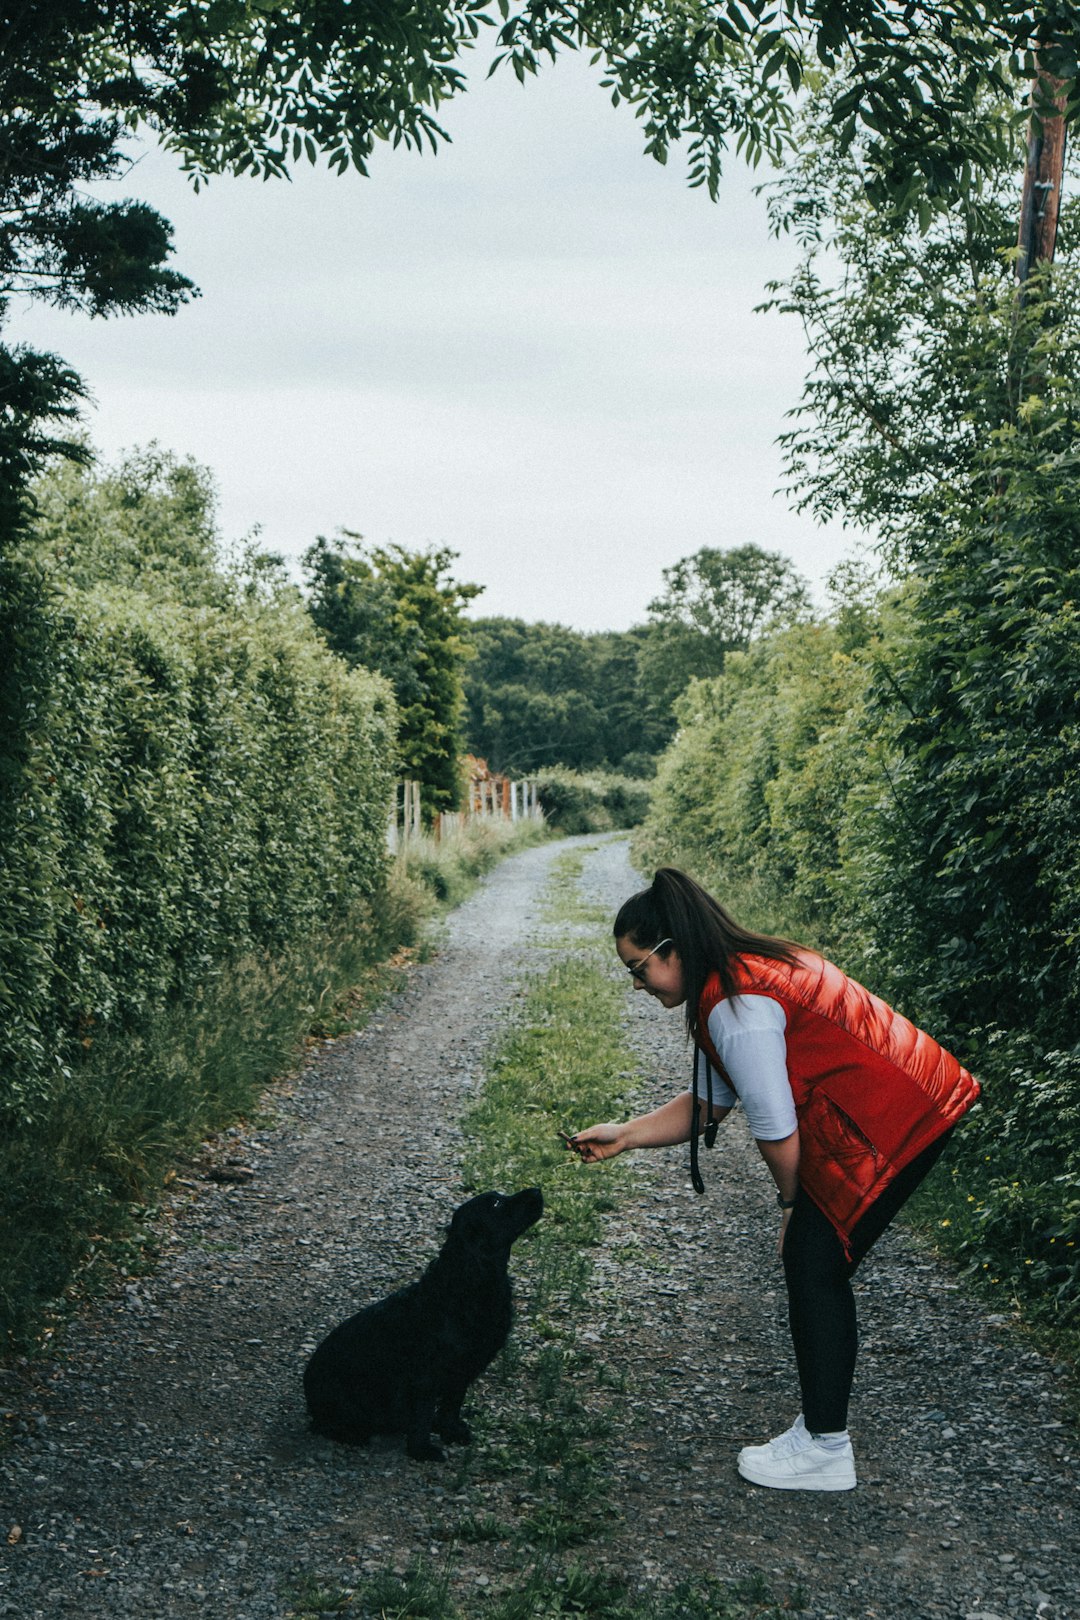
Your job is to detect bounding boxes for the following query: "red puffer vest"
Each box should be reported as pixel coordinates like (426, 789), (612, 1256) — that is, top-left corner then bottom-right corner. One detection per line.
(696, 952), (980, 1250)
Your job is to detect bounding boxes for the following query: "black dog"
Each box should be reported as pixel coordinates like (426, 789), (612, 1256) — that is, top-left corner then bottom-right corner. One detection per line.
(303, 1187), (543, 1461)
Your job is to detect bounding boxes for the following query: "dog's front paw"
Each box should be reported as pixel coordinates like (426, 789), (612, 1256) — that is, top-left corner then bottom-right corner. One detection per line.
(406, 1436), (446, 1463)
(436, 1416), (472, 1446)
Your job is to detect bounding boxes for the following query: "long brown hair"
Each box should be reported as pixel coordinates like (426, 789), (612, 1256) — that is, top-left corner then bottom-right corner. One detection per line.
(614, 867), (801, 1042)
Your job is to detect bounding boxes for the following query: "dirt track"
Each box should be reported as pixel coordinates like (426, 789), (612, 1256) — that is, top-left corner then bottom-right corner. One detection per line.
(1, 835), (1077, 1619)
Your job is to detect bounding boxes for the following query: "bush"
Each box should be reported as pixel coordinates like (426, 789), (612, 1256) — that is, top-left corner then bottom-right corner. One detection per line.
(534, 768), (650, 835)
(398, 816), (549, 909)
(0, 796), (546, 1353)
(632, 621), (875, 949)
(913, 1032), (1080, 1349)
(0, 450), (551, 1355)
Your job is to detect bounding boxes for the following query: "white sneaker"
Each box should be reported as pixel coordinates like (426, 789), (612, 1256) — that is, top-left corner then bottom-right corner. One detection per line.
(737, 1422), (857, 1492)
(737, 1413), (807, 1467)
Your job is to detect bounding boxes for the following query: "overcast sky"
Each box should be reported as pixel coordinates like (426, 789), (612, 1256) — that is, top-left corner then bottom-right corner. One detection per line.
(14, 51), (862, 633)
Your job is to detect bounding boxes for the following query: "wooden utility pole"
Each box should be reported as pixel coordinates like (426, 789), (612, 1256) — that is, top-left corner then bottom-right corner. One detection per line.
(1016, 69), (1069, 285)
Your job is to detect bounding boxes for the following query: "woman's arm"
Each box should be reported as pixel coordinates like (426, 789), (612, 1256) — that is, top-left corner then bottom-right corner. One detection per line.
(569, 1091), (732, 1163)
(755, 1129), (801, 1204)
(707, 997), (800, 1248)
(756, 1128), (801, 1255)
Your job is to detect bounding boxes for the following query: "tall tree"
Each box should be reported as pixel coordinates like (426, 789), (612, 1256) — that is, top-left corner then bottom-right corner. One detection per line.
(759, 79), (1080, 561)
(754, 73), (1080, 1042)
(304, 534), (481, 814)
(1, 2), (197, 532)
(855, 368), (1080, 1046)
(641, 543), (811, 718)
(1017, 70), (1071, 283)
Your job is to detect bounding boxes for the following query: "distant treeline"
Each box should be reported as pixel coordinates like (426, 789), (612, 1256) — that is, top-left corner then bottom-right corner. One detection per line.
(463, 543), (812, 779)
(464, 618), (663, 778)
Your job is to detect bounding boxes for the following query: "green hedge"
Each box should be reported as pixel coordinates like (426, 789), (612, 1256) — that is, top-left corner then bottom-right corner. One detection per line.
(0, 555), (397, 1126)
(534, 767), (650, 835)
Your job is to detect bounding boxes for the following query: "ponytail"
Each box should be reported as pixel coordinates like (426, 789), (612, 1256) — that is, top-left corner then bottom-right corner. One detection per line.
(614, 867), (801, 1041)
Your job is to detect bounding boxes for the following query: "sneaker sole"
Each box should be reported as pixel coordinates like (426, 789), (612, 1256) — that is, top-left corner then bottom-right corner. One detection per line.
(737, 1457), (857, 1492)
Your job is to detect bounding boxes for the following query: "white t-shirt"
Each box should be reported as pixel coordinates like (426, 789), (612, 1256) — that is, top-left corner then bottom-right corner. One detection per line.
(701, 995), (797, 1142)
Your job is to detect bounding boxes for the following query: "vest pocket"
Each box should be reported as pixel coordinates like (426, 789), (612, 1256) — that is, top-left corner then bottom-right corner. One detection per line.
(797, 1088), (883, 1232)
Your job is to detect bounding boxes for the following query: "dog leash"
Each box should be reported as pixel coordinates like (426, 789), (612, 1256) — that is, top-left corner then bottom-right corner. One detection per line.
(689, 1044), (719, 1194)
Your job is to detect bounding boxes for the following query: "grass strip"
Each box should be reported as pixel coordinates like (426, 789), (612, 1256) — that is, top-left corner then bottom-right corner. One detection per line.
(285, 1561), (802, 1619)
(452, 939), (634, 1547)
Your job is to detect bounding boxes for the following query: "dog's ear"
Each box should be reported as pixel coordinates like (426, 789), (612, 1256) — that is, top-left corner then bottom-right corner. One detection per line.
(449, 1193), (507, 1255)
(448, 1199), (478, 1243)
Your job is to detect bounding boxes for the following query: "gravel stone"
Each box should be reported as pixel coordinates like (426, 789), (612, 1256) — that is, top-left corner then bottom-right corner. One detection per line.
(1, 834), (1077, 1619)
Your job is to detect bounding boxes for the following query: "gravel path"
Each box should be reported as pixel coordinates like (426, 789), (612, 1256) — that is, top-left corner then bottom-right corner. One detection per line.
(1, 835), (1077, 1620)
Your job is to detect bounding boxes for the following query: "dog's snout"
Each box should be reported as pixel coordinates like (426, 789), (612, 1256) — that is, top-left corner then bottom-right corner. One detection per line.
(510, 1186), (544, 1229)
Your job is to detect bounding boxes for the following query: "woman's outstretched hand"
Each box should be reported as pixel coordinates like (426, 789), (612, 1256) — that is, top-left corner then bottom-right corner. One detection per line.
(563, 1122), (627, 1163)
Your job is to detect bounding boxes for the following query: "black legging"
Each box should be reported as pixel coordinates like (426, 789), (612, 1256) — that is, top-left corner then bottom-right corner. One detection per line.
(781, 1131), (953, 1433)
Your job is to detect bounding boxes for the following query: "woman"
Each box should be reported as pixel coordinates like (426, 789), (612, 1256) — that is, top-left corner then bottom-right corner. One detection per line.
(567, 867), (979, 1493)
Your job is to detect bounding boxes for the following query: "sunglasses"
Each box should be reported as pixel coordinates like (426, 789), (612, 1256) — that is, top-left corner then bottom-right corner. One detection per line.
(626, 938), (673, 982)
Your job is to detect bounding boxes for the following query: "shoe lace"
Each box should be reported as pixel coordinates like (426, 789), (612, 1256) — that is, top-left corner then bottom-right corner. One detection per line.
(769, 1421), (811, 1459)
